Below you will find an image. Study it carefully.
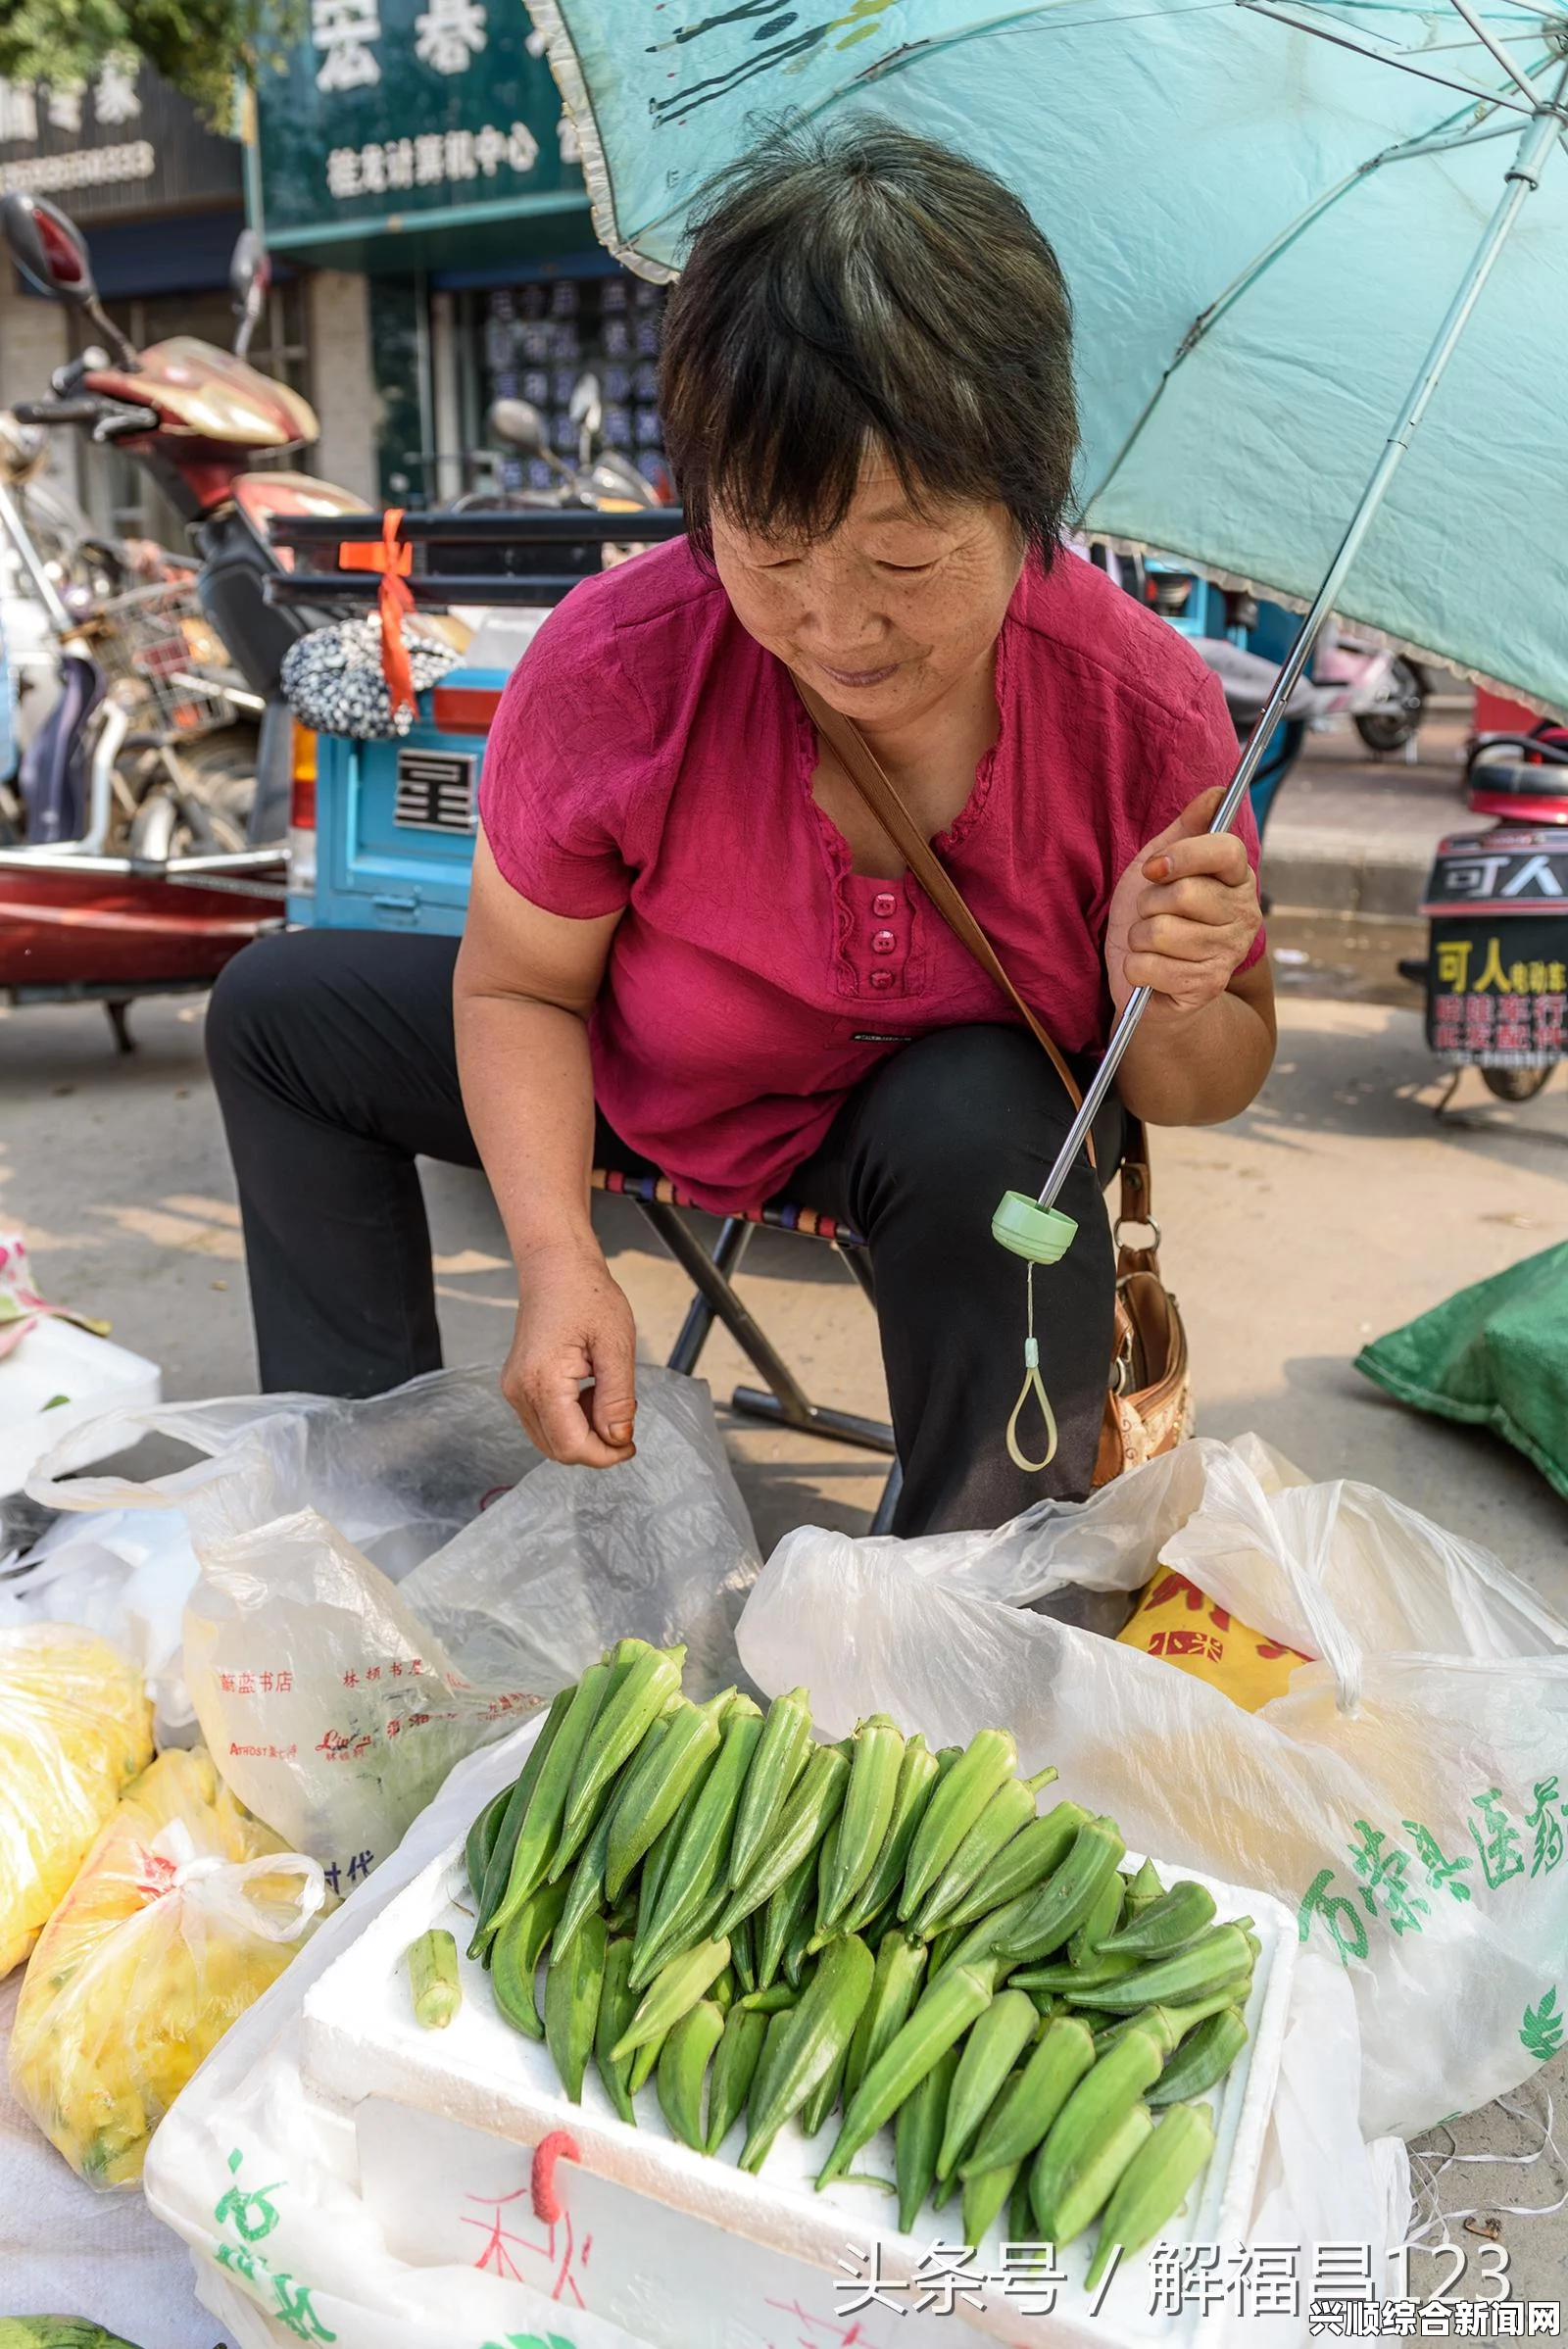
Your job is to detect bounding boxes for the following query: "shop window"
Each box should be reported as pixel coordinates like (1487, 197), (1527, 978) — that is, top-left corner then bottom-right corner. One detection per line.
(464, 269), (672, 503)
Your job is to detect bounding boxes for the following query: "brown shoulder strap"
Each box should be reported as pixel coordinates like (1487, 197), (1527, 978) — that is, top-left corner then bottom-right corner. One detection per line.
(794, 676), (1089, 1133)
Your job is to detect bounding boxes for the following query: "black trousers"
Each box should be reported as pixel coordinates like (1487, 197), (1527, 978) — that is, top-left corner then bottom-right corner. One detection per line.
(206, 928), (1123, 1539)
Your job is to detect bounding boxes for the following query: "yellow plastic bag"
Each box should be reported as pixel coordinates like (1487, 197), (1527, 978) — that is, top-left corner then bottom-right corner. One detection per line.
(1115, 1566), (1313, 1711)
(0, 1624), (154, 1979)
(9, 1745), (324, 2186)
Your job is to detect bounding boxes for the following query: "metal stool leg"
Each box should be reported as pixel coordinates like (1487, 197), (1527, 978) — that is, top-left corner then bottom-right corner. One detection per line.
(638, 1199), (896, 1456)
(868, 1459), (904, 1535)
(665, 1216), (753, 1375)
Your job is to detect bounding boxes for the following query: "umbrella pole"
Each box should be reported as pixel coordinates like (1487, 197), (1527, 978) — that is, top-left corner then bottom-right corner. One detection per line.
(1012, 77), (1568, 1242)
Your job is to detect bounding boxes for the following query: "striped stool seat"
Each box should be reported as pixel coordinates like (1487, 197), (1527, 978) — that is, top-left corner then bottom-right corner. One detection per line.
(591, 1167), (864, 1249)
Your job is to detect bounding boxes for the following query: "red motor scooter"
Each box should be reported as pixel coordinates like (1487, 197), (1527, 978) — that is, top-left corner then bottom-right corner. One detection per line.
(0, 194), (368, 1044)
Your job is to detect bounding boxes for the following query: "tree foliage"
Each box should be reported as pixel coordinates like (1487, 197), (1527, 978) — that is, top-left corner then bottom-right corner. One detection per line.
(0, 0), (304, 126)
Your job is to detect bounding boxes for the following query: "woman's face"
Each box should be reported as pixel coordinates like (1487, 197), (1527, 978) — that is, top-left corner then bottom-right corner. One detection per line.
(710, 455), (1024, 731)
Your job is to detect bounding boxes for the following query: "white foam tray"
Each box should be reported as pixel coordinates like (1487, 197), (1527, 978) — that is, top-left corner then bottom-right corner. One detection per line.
(302, 1832), (1295, 2349)
(0, 1315), (160, 1495)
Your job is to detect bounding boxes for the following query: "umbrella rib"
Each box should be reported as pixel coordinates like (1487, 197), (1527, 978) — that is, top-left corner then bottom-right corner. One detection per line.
(1239, 1), (1534, 110)
(1444, 0), (1549, 103)
(1082, 78), (1534, 511)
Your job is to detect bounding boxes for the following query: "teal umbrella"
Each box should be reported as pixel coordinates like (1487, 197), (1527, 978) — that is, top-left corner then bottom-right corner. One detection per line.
(528, 0), (1568, 1236)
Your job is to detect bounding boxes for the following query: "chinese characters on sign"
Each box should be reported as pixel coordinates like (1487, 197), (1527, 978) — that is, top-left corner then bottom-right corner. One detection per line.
(326, 121), (538, 198)
(1426, 907), (1568, 1066)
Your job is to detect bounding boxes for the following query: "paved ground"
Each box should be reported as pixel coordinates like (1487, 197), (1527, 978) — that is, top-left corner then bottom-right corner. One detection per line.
(1261, 709), (1472, 918)
(3, 711), (1566, 2303)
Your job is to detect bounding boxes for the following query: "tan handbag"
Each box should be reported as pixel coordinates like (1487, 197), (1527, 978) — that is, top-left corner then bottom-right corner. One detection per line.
(795, 678), (1192, 1487)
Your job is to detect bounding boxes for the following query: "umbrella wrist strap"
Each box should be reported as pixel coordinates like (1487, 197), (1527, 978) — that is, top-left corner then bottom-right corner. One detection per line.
(1005, 1261), (1059, 1474)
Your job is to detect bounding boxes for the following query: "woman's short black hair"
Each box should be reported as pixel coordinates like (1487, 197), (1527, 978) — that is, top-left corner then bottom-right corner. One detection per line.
(660, 118), (1077, 566)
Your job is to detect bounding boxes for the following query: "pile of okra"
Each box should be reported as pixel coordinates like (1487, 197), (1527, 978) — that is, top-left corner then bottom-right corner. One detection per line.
(460, 1639), (1257, 2283)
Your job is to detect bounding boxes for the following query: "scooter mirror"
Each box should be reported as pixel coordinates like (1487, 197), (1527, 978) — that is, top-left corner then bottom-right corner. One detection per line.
(489, 397), (548, 454)
(229, 227), (272, 359)
(569, 370), (603, 466)
(0, 192), (97, 303)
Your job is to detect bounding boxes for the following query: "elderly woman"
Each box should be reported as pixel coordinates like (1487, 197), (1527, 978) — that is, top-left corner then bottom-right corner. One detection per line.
(207, 122), (1273, 1537)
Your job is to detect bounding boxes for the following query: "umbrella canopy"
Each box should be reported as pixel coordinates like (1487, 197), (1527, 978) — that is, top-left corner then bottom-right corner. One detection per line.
(529, 0), (1568, 715)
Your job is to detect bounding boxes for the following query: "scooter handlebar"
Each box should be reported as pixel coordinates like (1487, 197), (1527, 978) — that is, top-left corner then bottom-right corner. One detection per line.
(12, 394), (134, 428)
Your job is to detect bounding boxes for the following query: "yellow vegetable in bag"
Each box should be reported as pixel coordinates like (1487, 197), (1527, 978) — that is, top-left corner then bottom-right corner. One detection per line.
(0, 1625), (154, 1979)
(9, 1746), (324, 2187)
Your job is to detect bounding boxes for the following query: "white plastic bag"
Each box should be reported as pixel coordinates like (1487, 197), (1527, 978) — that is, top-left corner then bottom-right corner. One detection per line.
(736, 1434), (1568, 2140)
(30, 1367), (760, 1885)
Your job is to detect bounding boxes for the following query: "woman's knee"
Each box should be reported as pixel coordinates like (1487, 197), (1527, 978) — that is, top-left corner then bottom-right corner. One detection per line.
(859, 1023), (1081, 1193)
(206, 931), (308, 1092)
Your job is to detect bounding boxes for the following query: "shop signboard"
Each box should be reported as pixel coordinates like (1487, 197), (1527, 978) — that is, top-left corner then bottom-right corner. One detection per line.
(257, 0), (584, 244)
(0, 58), (240, 221)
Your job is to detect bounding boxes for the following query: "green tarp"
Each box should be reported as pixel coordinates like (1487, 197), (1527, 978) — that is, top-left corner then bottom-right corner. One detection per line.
(1356, 1244), (1568, 1501)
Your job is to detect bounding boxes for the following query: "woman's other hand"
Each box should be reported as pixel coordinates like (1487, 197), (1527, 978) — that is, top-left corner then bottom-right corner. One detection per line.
(1103, 784), (1262, 1016)
(503, 1238), (639, 1467)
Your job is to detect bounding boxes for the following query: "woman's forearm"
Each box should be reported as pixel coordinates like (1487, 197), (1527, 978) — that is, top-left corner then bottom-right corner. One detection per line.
(454, 987), (601, 1265)
(1115, 986), (1275, 1126)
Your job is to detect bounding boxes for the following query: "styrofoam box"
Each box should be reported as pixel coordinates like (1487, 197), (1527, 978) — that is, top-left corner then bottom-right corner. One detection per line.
(0, 1315), (160, 1495)
(301, 1834), (1295, 2349)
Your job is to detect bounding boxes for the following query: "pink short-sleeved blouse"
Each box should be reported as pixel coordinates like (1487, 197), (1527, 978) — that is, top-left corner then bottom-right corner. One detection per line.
(478, 538), (1264, 1213)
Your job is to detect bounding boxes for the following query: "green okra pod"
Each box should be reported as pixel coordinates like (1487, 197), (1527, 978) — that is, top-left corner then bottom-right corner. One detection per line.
(489, 1878), (568, 2039)
(936, 1988), (1039, 2183)
(820, 1715), (906, 1933)
(1085, 2099), (1216, 2286)
(1036, 2098), (1153, 2245)
(741, 1981), (800, 2015)
(739, 1932), (875, 2174)
(658, 1997), (725, 2150)
(728, 1687), (814, 1893)
(939, 1800), (1091, 1934)
(1009, 1950), (1142, 1995)
(606, 1689), (731, 1902)
(611, 1934), (732, 2065)
(959, 2013), (1098, 2178)
(730, 1909), (758, 1995)
(1028, 2023), (1166, 2227)
(1121, 1857), (1166, 1919)
(845, 1929), (928, 2106)
(407, 1928), (461, 2029)
(555, 1642), (685, 1877)
(633, 1696), (762, 1980)
(595, 1935), (640, 2125)
(714, 1742), (852, 1939)
(759, 1847), (817, 1990)
(817, 1957), (998, 2189)
(895, 2044), (959, 2234)
(1147, 2005), (1249, 2104)
(900, 1729), (1017, 1921)
(466, 1782), (514, 1909)
(913, 1766), (1057, 1935)
(483, 1665), (613, 1947)
(470, 1681), (579, 1954)
(706, 2000), (769, 2154)
(553, 1786), (620, 1964)
(961, 2158), (1021, 2251)
(1059, 1924), (1255, 2013)
(1068, 1860), (1126, 1967)
(832, 1734), (941, 1945)
(799, 2031), (851, 2138)
(544, 1908), (607, 2103)
(995, 1817), (1128, 1965)
(1098, 1879), (1217, 1961)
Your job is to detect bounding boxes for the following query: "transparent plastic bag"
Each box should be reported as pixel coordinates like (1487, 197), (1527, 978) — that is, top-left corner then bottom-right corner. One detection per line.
(0, 1623), (154, 1978)
(736, 1433), (1568, 2140)
(31, 1367), (760, 1886)
(9, 1744), (322, 2187)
